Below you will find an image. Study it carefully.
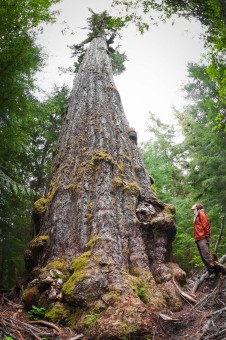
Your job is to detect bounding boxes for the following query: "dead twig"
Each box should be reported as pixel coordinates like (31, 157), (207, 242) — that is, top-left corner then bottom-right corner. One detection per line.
(198, 306), (226, 339)
(192, 287), (218, 311)
(173, 278), (197, 304)
(219, 254), (226, 265)
(29, 319), (62, 333)
(192, 272), (209, 294)
(208, 328), (226, 339)
(159, 313), (180, 321)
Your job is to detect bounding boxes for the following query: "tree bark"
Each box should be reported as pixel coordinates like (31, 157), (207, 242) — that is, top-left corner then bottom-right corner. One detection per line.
(24, 36), (185, 339)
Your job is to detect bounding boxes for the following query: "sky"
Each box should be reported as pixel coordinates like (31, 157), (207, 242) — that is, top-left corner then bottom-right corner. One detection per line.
(36, 0), (205, 143)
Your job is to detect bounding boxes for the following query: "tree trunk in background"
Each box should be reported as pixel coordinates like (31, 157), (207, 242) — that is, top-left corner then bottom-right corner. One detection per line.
(24, 36), (185, 339)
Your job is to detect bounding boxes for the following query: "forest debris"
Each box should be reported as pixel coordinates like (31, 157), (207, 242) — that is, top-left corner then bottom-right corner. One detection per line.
(3, 296), (23, 309)
(159, 313), (179, 321)
(192, 272), (209, 294)
(29, 319), (62, 333)
(68, 335), (84, 340)
(173, 278), (197, 303)
(0, 316), (43, 340)
(192, 254), (226, 294)
(198, 307), (226, 339)
(219, 254), (226, 264)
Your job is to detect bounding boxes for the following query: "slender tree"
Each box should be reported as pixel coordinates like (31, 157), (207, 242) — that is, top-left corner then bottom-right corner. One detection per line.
(23, 12), (185, 339)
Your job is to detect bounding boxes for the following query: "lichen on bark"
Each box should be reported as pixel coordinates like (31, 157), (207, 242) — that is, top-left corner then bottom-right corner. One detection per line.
(24, 35), (185, 339)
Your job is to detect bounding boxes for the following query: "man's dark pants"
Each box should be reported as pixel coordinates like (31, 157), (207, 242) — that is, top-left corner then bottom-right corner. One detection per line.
(196, 238), (215, 274)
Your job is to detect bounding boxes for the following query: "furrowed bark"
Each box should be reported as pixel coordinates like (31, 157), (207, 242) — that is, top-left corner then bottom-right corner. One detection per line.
(24, 36), (185, 339)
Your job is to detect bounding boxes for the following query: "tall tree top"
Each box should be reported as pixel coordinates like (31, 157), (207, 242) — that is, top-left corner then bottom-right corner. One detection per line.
(72, 10), (128, 74)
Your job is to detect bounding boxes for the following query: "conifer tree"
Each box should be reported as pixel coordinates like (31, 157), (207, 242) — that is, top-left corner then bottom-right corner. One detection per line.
(23, 12), (185, 338)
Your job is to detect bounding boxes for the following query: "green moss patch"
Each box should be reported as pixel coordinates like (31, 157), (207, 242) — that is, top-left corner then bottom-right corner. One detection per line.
(33, 198), (48, 215)
(89, 150), (113, 169)
(112, 177), (123, 189)
(45, 302), (71, 325)
(123, 181), (141, 196)
(87, 234), (99, 249)
(33, 175), (60, 216)
(137, 284), (149, 304)
(62, 251), (91, 301)
(30, 235), (49, 249)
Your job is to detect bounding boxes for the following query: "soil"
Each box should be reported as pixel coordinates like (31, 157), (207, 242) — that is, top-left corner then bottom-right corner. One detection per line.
(1, 269), (226, 340)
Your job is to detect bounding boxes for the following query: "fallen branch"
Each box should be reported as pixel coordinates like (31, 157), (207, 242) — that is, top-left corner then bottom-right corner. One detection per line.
(173, 278), (197, 304)
(208, 328), (226, 339)
(219, 254), (226, 265)
(192, 287), (217, 311)
(198, 307), (226, 339)
(29, 320), (62, 333)
(192, 272), (209, 294)
(159, 313), (179, 321)
(212, 306), (226, 316)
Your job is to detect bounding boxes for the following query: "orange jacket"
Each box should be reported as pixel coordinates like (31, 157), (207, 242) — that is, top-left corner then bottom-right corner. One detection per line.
(194, 210), (211, 241)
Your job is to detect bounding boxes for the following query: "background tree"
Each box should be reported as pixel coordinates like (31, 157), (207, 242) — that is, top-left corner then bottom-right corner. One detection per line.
(174, 63), (226, 255)
(142, 113), (196, 272)
(0, 87), (69, 288)
(143, 62), (226, 272)
(0, 0), (67, 288)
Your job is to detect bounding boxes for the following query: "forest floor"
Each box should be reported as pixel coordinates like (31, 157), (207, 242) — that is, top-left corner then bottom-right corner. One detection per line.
(159, 269), (226, 340)
(0, 269), (226, 340)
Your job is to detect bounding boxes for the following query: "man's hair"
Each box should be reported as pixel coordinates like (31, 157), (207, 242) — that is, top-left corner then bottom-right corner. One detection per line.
(196, 203), (204, 210)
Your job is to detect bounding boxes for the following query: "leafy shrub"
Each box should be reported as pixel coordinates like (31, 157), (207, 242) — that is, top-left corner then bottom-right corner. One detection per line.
(28, 305), (46, 320)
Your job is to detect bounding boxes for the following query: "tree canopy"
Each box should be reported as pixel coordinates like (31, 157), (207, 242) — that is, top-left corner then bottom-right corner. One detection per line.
(112, 0), (226, 129)
(0, 0), (69, 288)
(72, 9), (128, 74)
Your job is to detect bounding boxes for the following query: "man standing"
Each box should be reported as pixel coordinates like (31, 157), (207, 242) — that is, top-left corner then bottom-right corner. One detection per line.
(191, 203), (216, 278)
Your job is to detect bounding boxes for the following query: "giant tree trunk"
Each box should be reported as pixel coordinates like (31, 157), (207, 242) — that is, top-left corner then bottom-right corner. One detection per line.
(24, 36), (185, 339)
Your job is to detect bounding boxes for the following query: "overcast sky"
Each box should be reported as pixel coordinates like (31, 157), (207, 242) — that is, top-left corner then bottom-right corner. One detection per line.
(36, 0), (205, 143)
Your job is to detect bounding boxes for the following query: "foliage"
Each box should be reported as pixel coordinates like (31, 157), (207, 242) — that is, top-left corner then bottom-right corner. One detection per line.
(143, 113), (187, 201)
(0, 86), (69, 288)
(143, 63), (226, 272)
(0, 0), (68, 289)
(86, 8), (127, 39)
(71, 10), (128, 75)
(28, 305), (46, 320)
(110, 50), (128, 75)
(175, 63), (226, 214)
(113, 0), (226, 45)
(137, 285), (149, 304)
(85, 312), (100, 326)
(142, 115), (195, 272)
(112, 0), (226, 129)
